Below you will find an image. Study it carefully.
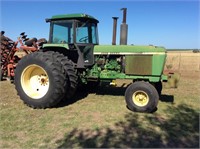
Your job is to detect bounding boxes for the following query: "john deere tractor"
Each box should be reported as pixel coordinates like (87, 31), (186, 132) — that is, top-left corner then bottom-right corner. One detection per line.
(15, 9), (168, 112)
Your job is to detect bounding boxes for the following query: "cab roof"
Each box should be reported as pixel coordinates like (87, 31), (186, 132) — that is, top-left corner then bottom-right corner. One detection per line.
(46, 13), (99, 23)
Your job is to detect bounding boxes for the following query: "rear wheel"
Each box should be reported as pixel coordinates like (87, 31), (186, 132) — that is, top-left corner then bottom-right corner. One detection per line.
(15, 51), (66, 108)
(20, 65), (50, 99)
(0, 68), (3, 81)
(40, 50), (78, 99)
(57, 54), (78, 99)
(125, 81), (159, 113)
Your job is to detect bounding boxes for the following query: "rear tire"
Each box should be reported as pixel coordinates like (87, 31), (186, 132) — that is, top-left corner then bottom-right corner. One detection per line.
(57, 53), (78, 99)
(40, 50), (78, 99)
(125, 81), (159, 113)
(15, 51), (66, 108)
(0, 69), (3, 81)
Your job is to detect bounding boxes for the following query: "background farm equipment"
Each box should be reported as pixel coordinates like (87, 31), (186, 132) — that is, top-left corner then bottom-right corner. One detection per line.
(0, 31), (47, 81)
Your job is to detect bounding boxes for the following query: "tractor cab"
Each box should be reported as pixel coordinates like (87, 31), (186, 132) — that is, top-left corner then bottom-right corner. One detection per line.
(45, 14), (99, 68)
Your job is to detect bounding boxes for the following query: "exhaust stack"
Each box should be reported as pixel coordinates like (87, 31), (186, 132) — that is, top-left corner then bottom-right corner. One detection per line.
(120, 8), (128, 45)
(112, 17), (118, 45)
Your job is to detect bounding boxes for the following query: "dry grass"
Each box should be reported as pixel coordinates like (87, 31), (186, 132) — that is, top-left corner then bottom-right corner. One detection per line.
(0, 74), (199, 148)
(165, 51), (200, 74)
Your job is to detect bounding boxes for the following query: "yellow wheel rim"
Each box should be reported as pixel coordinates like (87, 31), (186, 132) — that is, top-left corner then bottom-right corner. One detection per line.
(21, 64), (49, 99)
(132, 91), (149, 107)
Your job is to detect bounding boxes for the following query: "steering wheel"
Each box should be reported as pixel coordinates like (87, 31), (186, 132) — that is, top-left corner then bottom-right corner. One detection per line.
(79, 36), (88, 43)
(60, 40), (67, 44)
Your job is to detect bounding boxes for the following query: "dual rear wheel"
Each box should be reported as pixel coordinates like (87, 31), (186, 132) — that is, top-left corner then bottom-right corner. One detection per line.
(15, 51), (77, 108)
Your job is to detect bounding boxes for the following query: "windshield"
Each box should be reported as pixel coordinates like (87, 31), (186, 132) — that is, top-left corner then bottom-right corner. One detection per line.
(76, 22), (98, 44)
(50, 20), (98, 44)
(51, 20), (73, 44)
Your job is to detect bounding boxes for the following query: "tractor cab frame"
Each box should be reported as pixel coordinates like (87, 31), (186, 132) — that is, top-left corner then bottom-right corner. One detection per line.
(45, 14), (99, 67)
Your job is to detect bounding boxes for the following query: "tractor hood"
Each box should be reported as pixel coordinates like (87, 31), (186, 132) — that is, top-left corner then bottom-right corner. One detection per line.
(94, 45), (166, 55)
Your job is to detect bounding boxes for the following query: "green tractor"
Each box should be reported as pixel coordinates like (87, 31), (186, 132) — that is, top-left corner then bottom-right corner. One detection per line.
(15, 9), (168, 112)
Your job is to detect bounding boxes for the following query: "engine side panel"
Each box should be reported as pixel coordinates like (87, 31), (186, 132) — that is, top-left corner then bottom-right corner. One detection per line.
(125, 55), (152, 75)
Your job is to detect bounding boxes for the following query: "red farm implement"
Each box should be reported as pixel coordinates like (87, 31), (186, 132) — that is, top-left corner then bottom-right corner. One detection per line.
(0, 31), (47, 81)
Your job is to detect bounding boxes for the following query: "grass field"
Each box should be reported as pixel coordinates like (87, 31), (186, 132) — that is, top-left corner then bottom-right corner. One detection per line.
(0, 75), (199, 148)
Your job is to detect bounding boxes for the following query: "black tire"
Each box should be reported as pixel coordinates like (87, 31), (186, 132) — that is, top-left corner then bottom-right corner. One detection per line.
(125, 81), (159, 113)
(15, 51), (67, 108)
(153, 81), (162, 96)
(0, 68), (3, 81)
(0, 67), (6, 81)
(56, 53), (78, 99)
(41, 51), (78, 99)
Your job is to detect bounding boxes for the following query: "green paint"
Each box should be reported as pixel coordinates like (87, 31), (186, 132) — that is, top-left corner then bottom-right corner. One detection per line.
(125, 55), (152, 75)
(94, 45), (165, 53)
(161, 74), (168, 81)
(152, 54), (167, 76)
(92, 45), (167, 82)
(98, 71), (161, 82)
(43, 43), (69, 49)
(87, 59), (162, 82)
(51, 13), (98, 22)
(44, 13), (168, 84)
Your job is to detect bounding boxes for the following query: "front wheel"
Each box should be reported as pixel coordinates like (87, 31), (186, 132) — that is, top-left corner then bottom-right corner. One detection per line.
(125, 81), (159, 113)
(15, 51), (66, 108)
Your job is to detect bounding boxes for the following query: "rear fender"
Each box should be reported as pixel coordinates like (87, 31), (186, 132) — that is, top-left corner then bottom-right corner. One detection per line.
(42, 43), (69, 49)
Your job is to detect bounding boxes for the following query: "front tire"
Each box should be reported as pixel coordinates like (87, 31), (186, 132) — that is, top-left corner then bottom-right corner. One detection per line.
(153, 81), (162, 96)
(15, 51), (66, 108)
(125, 81), (159, 113)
